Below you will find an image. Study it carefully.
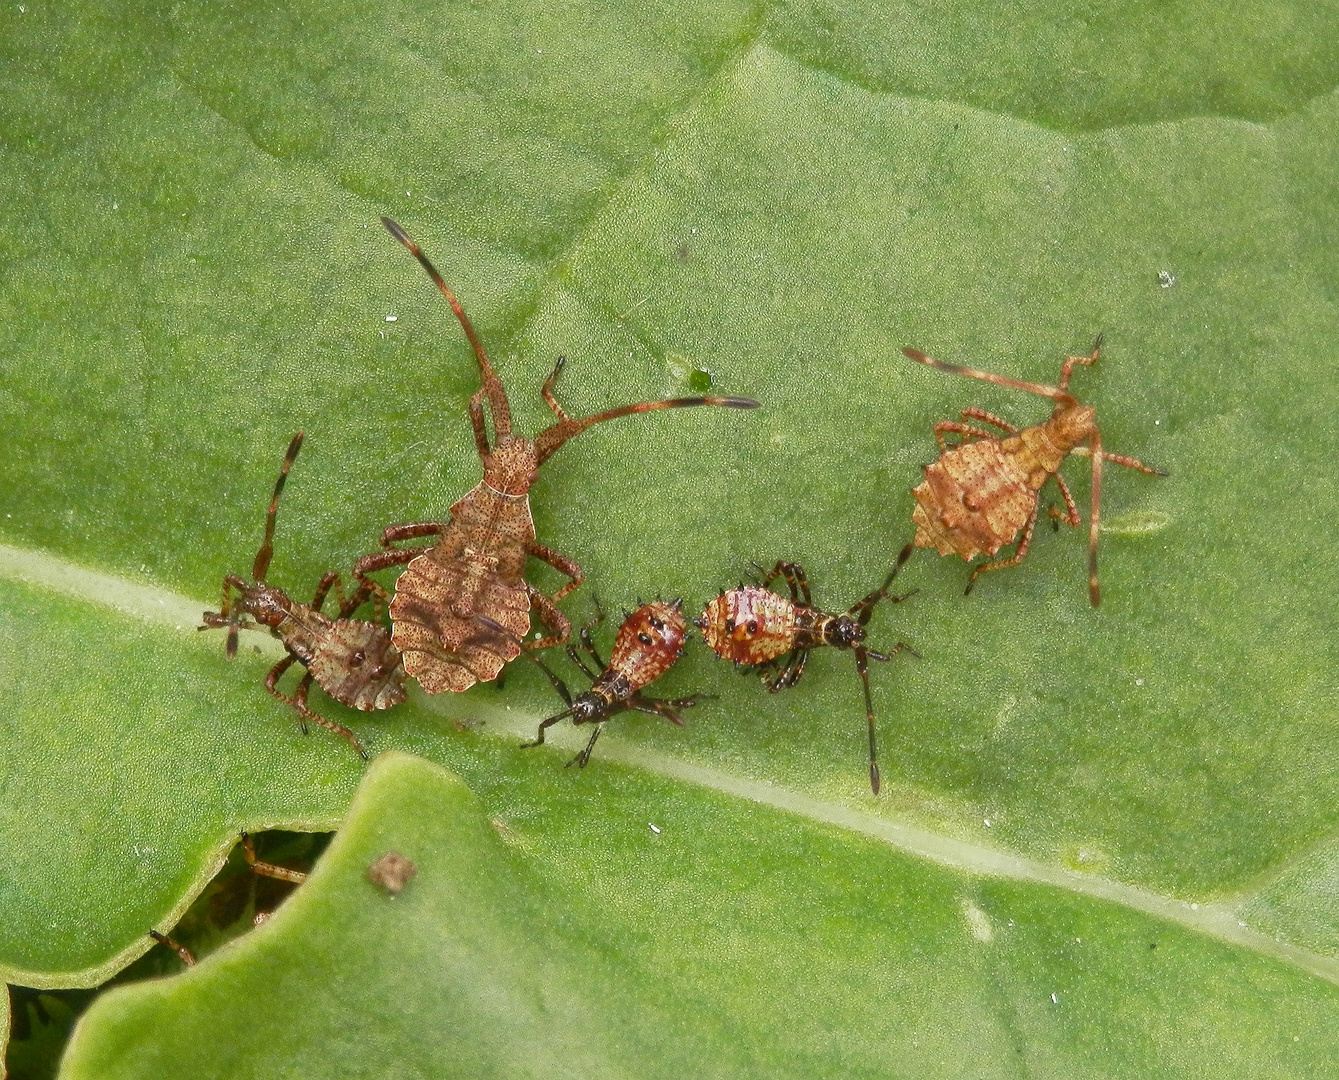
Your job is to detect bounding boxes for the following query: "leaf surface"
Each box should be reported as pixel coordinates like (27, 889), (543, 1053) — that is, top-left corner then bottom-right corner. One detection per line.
(2, 0), (1338, 1074)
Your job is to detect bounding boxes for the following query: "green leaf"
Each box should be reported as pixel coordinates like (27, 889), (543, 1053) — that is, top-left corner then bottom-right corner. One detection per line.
(3, 0), (1339, 1073)
(60, 754), (1339, 1078)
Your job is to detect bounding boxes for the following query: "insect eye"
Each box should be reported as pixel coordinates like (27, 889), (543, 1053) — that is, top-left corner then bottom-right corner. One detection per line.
(637, 632), (653, 645)
(746, 620), (758, 635)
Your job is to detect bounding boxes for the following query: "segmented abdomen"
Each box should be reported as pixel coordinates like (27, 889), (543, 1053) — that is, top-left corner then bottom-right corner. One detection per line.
(390, 550), (531, 693)
(310, 621), (407, 710)
(912, 438), (1040, 561)
(699, 586), (796, 665)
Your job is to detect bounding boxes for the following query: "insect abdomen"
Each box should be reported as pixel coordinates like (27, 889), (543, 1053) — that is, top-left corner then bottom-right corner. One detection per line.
(912, 437), (1038, 560)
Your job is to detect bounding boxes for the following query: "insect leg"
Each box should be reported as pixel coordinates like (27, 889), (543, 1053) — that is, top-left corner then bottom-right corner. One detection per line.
(524, 583), (573, 650)
(1048, 472), (1081, 531)
(540, 355), (571, 421)
(527, 542), (583, 603)
(519, 706), (575, 750)
(864, 641), (922, 662)
(965, 503), (1039, 595)
(263, 655), (302, 730)
(353, 544), (433, 602)
(566, 723), (605, 768)
(309, 570), (342, 614)
(933, 419), (997, 452)
(567, 643), (601, 681)
(241, 832), (309, 884)
(293, 674), (368, 760)
(961, 406), (1018, 434)
(148, 930), (196, 967)
(530, 655), (575, 706)
(1058, 335), (1102, 393)
(1096, 450), (1167, 476)
(854, 646), (881, 795)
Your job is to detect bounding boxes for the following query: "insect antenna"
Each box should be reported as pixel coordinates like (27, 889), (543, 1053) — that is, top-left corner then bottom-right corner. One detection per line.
(853, 645), (881, 795)
(253, 431), (303, 583)
(534, 391), (760, 464)
(903, 347), (1072, 403)
(851, 543), (915, 626)
(381, 217), (512, 440)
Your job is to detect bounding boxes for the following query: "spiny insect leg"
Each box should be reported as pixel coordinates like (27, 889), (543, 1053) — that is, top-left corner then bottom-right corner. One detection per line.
(1048, 472), (1081, 532)
(933, 419), (996, 452)
(309, 570), (342, 614)
(854, 645), (881, 795)
(353, 544), (431, 602)
(253, 431), (304, 583)
(1058, 335), (1102, 392)
(242, 832), (309, 884)
(961, 406), (1018, 433)
(293, 674), (367, 760)
(1099, 450), (1167, 476)
(524, 582), (573, 650)
(775, 561), (812, 606)
(263, 655), (301, 729)
(966, 503), (1039, 595)
(148, 930), (196, 967)
(527, 541), (583, 604)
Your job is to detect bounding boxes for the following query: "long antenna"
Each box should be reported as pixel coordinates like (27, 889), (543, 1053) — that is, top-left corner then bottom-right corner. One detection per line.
(534, 394), (760, 465)
(382, 217), (512, 440)
(903, 347), (1071, 403)
(254, 431), (303, 582)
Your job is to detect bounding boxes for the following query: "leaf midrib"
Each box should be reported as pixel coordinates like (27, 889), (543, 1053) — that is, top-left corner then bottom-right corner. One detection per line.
(6, 539), (1336, 990)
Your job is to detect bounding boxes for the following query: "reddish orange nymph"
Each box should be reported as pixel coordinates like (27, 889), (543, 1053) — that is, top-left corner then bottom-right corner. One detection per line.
(697, 546), (916, 794)
(524, 600), (706, 767)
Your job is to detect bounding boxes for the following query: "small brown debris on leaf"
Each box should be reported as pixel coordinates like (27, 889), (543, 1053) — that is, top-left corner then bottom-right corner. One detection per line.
(367, 851), (417, 894)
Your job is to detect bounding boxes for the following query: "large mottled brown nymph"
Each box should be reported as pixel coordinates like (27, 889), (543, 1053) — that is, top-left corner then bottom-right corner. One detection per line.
(523, 599), (705, 768)
(697, 546), (917, 794)
(202, 432), (405, 758)
(904, 338), (1166, 605)
(354, 218), (759, 694)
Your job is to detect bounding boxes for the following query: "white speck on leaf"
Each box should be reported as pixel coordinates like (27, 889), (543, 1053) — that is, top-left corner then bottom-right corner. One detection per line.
(1158, 270), (1176, 287)
(385, 314), (397, 322)
(649, 823), (661, 834)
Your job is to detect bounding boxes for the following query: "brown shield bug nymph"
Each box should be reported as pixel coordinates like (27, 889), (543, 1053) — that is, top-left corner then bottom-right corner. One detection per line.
(697, 545), (917, 794)
(523, 599), (706, 768)
(903, 338), (1166, 605)
(202, 432), (405, 759)
(354, 218), (759, 695)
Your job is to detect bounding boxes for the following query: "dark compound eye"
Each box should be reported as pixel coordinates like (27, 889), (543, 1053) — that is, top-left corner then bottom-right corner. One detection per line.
(746, 620), (758, 635)
(637, 632), (653, 645)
